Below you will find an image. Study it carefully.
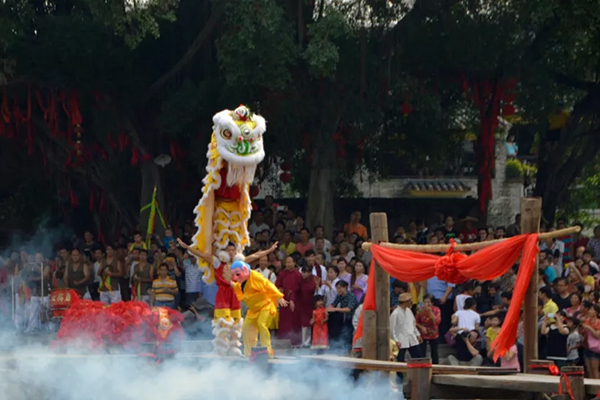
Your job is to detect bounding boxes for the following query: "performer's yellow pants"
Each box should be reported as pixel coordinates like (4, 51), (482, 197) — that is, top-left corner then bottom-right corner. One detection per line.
(242, 309), (274, 357)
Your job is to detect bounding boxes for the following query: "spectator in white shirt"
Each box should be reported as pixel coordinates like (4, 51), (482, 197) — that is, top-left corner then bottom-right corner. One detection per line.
(391, 292), (423, 361)
(454, 281), (475, 311)
(324, 265), (341, 307)
(305, 250), (327, 282)
(248, 210), (270, 238)
(310, 225), (332, 251)
(256, 254), (277, 284)
(451, 297), (481, 333)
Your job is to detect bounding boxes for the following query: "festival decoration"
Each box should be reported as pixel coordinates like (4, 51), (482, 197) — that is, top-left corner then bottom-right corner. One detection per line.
(191, 104), (266, 356)
(141, 185), (167, 248)
(353, 233), (539, 359)
(231, 260), (285, 358)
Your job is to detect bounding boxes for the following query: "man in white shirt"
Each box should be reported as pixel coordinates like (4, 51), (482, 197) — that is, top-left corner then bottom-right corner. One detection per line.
(305, 250), (326, 281)
(309, 225), (332, 252)
(391, 292), (423, 362)
(256, 254), (276, 284)
(248, 210), (270, 238)
(451, 297), (481, 333)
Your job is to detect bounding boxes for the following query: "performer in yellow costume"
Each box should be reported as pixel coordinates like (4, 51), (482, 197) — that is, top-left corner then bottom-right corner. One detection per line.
(190, 104), (267, 356)
(230, 260), (288, 357)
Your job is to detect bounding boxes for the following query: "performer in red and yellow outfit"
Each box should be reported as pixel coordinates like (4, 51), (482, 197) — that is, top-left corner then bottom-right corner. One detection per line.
(178, 240), (278, 356)
(231, 260), (288, 358)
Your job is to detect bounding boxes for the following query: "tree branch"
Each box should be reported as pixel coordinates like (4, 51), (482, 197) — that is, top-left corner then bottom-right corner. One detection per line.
(143, 3), (226, 103)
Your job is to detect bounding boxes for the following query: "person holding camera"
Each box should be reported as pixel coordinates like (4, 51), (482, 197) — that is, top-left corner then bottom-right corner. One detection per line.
(447, 329), (483, 366)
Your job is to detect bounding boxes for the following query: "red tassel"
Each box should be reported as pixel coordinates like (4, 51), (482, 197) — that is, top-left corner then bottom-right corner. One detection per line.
(89, 188), (96, 211)
(69, 91), (83, 126)
(119, 133), (129, 152)
(169, 140), (177, 160)
(1, 88), (10, 124)
(69, 189), (79, 208)
(83, 146), (93, 162)
(107, 133), (117, 149)
(503, 104), (516, 116)
(401, 101), (414, 116)
(141, 152), (151, 162)
(97, 229), (106, 246)
(131, 147), (139, 166)
(64, 150), (73, 168)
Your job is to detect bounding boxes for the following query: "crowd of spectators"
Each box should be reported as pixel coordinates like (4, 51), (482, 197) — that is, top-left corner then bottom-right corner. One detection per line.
(4, 196), (600, 379)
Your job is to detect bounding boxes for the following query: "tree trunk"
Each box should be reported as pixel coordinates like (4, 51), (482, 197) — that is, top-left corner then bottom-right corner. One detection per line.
(307, 146), (336, 239)
(139, 161), (167, 238)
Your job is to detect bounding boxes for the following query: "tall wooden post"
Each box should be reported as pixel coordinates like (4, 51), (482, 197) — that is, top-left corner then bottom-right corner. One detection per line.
(362, 213), (390, 362)
(521, 198), (541, 373)
(409, 358), (432, 400)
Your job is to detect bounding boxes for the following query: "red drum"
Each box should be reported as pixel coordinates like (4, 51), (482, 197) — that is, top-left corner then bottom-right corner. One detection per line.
(49, 289), (79, 318)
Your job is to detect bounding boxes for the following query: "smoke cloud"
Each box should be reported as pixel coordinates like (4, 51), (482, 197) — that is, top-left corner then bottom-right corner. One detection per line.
(0, 338), (393, 400)
(3, 217), (73, 260)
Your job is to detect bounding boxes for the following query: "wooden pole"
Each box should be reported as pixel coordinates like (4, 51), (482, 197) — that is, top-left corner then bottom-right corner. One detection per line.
(369, 213), (390, 362)
(361, 310), (377, 360)
(521, 197), (541, 373)
(559, 366), (585, 400)
(409, 358), (432, 400)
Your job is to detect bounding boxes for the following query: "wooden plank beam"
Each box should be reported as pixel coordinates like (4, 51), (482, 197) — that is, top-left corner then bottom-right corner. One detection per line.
(521, 198), (541, 373)
(430, 384), (534, 400)
(362, 225), (579, 252)
(369, 213), (390, 362)
(301, 355), (518, 375)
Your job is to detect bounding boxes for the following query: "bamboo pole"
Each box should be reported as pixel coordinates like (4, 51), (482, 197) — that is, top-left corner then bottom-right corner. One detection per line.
(362, 225), (580, 253)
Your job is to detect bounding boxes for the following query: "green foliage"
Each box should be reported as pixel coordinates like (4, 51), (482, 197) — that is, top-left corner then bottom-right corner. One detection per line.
(158, 79), (204, 137)
(303, 9), (352, 78)
(560, 162), (600, 223)
(84, 0), (179, 48)
(505, 159), (524, 179)
(215, 0), (296, 91)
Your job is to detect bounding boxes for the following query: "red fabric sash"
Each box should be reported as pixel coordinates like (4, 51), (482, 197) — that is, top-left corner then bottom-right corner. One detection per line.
(354, 233), (539, 359)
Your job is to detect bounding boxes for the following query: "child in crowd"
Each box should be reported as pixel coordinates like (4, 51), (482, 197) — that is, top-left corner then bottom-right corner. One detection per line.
(311, 295), (329, 353)
(486, 315), (501, 356)
(150, 263), (178, 309)
(500, 343), (520, 371)
(566, 317), (581, 366)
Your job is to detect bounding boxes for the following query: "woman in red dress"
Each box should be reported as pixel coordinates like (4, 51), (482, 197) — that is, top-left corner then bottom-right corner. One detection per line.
(276, 256), (302, 345)
(311, 295), (329, 352)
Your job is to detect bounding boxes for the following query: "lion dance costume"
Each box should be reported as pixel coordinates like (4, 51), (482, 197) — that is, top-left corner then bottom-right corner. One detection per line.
(191, 105), (266, 356)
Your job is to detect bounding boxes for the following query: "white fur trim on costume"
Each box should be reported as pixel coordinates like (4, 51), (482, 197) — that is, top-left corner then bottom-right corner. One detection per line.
(233, 253), (245, 262)
(217, 251), (230, 264)
(228, 347), (243, 357)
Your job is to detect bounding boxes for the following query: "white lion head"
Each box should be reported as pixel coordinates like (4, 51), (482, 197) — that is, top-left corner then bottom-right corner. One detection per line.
(213, 105), (266, 166)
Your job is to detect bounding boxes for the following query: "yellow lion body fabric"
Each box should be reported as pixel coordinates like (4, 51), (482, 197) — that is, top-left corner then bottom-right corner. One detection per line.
(191, 105), (266, 356)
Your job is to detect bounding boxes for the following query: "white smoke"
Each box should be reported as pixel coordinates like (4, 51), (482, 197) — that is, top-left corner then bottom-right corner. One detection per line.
(3, 217), (73, 260)
(0, 339), (393, 400)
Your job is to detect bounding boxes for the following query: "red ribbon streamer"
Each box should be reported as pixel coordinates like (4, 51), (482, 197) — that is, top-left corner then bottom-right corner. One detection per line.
(353, 234), (539, 359)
